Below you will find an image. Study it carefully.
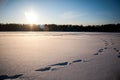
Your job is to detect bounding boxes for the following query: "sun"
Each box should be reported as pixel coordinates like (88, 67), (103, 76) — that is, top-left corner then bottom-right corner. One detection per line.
(24, 10), (38, 24)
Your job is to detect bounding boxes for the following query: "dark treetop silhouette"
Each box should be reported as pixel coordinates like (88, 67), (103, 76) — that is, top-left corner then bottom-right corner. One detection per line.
(0, 23), (120, 32)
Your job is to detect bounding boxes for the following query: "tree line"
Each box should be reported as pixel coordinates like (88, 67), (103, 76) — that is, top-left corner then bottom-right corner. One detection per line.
(0, 24), (41, 31)
(0, 23), (120, 32)
(44, 24), (120, 32)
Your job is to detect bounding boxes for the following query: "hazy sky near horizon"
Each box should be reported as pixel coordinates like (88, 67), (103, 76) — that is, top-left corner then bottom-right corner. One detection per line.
(0, 0), (120, 25)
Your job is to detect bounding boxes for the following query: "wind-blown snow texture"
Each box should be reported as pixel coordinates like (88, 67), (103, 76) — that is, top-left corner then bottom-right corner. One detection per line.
(0, 32), (120, 80)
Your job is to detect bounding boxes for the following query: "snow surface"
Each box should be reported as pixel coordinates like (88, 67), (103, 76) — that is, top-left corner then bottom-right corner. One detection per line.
(0, 32), (120, 80)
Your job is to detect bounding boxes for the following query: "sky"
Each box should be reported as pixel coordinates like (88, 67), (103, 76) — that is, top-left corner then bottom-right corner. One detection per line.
(0, 0), (120, 25)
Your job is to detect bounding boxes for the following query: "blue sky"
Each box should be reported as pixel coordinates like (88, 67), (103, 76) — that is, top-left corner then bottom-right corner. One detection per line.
(0, 0), (120, 25)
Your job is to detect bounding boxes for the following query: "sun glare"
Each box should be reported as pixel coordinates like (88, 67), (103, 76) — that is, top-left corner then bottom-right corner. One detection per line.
(24, 10), (38, 24)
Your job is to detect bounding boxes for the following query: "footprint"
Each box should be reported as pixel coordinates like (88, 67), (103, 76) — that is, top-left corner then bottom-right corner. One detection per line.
(35, 62), (69, 72)
(105, 43), (108, 46)
(98, 49), (104, 52)
(113, 48), (119, 52)
(94, 53), (99, 55)
(103, 40), (108, 46)
(116, 49), (119, 52)
(72, 59), (82, 63)
(117, 55), (120, 58)
(0, 74), (23, 80)
(104, 47), (107, 49)
(49, 62), (68, 66)
(35, 67), (51, 72)
(113, 48), (116, 49)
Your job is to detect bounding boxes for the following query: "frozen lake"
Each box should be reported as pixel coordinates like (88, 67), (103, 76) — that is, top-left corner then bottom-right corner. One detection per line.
(0, 32), (120, 80)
